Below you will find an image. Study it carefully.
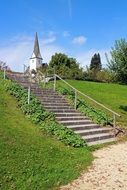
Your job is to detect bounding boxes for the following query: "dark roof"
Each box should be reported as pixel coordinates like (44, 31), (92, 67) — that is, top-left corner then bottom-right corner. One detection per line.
(33, 32), (42, 59)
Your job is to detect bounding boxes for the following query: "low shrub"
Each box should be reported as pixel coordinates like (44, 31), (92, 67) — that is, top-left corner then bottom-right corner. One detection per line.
(77, 100), (112, 125)
(57, 86), (112, 126)
(41, 121), (86, 147)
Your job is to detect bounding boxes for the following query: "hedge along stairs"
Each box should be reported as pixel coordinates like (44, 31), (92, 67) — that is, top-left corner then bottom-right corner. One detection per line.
(6, 72), (116, 146)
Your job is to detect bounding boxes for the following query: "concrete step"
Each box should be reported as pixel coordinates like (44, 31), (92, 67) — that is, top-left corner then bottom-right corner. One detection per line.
(31, 87), (53, 90)
(75, 128), (112, 136)
(20, 82), (35, 85)
(48, 109), (76, 113)
(44, 105), (72, 109)
(87, 138), (116, 146)
(31, 89), (57, 93)
(67, 124), (100, 130)
(39, 97), (66, 101)
(40, 100), (68, 104)
(31, 88), (54, 91)
(46, 108), (76, 112)
(82, 133), (114, 143)
(60, 119), (92, 126)
(42, 103), (70, 106)
(36, 95), (64, 99)
(56, 116), (88, 121)
(31, 90), (58, 97)
(55, 112), (82, 117)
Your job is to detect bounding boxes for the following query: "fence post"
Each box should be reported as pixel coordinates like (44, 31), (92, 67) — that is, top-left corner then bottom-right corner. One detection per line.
(74, 90), (77, 110)
(54, 74), (56, 91)
(3, 68), (6, 79)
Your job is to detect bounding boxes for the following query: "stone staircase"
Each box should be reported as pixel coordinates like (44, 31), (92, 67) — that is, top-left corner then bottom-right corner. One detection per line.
(7, 72), (116, 146)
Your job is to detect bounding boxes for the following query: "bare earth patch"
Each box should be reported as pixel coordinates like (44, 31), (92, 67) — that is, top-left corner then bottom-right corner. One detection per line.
(60, 142), (127, 190)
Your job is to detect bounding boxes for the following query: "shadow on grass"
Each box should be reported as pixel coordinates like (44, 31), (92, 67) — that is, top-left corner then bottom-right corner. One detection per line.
(119, 105), (127, 112)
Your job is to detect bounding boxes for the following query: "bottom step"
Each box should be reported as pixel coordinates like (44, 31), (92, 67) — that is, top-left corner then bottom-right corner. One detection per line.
(87, 138), (116, 146)
(82, 133), (114, 143)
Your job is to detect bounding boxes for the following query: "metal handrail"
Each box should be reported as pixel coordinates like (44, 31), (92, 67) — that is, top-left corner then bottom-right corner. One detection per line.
(23, 64), (31, 104)
(54, 74), (120, 129)
(55, 74), (120, 116)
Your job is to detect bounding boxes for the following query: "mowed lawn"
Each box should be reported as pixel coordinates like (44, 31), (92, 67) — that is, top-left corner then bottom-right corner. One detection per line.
(65, 80), (127, 127)
(0, 82), (93, 190)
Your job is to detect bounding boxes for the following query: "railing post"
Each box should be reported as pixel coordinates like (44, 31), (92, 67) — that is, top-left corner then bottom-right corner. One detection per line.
(113, 113), (116, 136)
(113, 113), (116, 128)
(23, 64), (25, 74)
(3, 68), (6, 79)
(28, 72), (32, 104)
(74, 90), (77, 110)
(44, 74), (46, 88)
(54, 74), (56, 91)
(28, 85), (30, 104)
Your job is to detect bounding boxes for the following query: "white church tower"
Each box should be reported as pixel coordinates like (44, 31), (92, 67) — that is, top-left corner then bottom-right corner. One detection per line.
(29, 32), (43, 71)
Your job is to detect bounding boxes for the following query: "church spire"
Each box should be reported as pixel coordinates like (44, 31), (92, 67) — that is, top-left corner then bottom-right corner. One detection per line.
(33, 32), (42, 59)
(29, 32), (43, 71)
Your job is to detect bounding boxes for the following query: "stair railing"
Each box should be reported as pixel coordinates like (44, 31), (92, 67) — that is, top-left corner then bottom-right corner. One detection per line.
(54, 74), (120, 130)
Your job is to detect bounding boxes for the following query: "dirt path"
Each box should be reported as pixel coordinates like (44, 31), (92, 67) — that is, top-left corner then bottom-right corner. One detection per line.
(60, 142), (127, 190)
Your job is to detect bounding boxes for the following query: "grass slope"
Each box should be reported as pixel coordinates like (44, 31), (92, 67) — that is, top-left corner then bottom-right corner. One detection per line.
(65, 80), (127, 127)
(0, 81), (92, 190)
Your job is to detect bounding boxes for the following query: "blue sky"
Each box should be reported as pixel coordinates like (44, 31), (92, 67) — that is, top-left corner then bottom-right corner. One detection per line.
(0, 0), (127, 71)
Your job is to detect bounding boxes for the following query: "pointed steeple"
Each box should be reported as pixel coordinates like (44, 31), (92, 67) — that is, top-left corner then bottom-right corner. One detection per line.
(33, 32), (42, 59)
(29, 32), (43, 71)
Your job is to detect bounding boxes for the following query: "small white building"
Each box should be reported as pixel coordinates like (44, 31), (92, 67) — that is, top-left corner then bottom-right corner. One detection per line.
(29, 32), (43, 71)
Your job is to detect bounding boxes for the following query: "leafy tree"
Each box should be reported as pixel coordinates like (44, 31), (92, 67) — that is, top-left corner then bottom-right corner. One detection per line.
(90, 53), (102, 70)
(49, 53), (84, 79)
(106, 39), (127, 84)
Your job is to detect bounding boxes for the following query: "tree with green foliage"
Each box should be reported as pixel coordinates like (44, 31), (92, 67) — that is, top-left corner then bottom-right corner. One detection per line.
(49, 53), (84, 79)
(107, 39), (127, 84)
(90, 53), (102, 71)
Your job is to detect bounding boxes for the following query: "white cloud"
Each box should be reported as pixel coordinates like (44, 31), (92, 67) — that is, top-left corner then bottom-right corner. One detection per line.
(48, 31), (56, 36)
(63, 31), (70, 37)
(41, 44), (65, 63)
(42, 36), (56, 45)
(76, 49), (109, 69)
(72, 36), (87, 45)
(0, 34), (65, 72)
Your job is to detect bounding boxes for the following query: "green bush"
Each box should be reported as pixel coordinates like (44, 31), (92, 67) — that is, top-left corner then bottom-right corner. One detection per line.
(85, 68), (114, 83)
(3, 77), (86, 147)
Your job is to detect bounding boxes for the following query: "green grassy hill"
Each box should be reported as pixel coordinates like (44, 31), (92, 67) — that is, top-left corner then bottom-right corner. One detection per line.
(0, 80), (92, 190)
(56, 80), (127, 127)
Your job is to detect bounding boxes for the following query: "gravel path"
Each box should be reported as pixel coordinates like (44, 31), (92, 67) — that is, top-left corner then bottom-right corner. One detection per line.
(60, 142), (127, 190)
